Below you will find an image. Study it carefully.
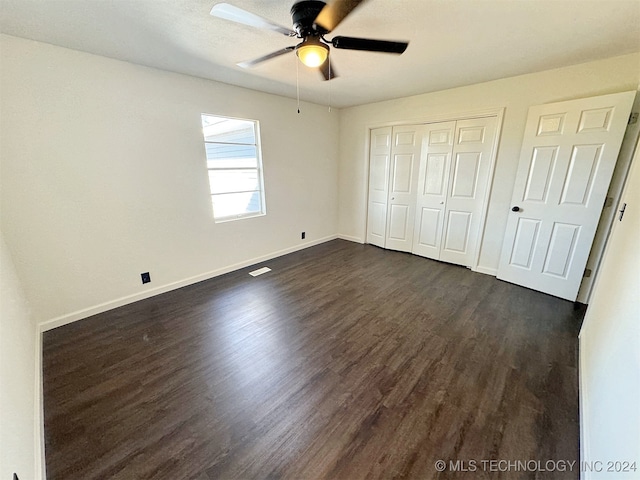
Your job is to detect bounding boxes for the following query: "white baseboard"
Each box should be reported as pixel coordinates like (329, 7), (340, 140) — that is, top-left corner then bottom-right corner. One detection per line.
(473, 265), (498, 276)
(578, 334), (590, 480)
(337, 234), (364, 244)
(39, 235), (338, 332)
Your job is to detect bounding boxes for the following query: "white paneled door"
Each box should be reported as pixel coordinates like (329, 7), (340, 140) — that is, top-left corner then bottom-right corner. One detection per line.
(385, 125), (425, 252)
(440, 117), (498, 266)
(497, 91), (635, 301)
(366, 127), (392, 248)
(412, 122), (455, 259)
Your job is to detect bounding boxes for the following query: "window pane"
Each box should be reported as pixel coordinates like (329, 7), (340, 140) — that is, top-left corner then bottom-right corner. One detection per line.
(208, 169), (259, 195)
(202, 116), (255, 144)
(201, 113), (265, 222)
(205, 143), (258, 169)
(212, 191), (262, 218)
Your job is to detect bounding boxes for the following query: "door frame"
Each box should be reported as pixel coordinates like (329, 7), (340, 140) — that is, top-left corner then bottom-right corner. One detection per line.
(363, 107), (505, 272)
(575, 91), (640, 303)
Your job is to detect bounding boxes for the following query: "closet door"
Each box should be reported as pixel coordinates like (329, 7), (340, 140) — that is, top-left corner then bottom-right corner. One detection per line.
(366, 127), (392, 248)
(412, 122), (456, 259)
(440, 117), (498, 266)
(385, 125), (424, 252)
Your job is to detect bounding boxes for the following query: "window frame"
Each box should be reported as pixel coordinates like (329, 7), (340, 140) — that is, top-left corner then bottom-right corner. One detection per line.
(200, 113), (266, 223)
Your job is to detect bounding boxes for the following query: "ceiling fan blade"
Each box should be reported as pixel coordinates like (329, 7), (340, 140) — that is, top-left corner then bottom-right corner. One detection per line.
(210, 3), (296, 37)
(237, 47), (295, 69)
(314, 0), (368, 33)
(331, 36), (408, 54)
(319, 58), (338, 81)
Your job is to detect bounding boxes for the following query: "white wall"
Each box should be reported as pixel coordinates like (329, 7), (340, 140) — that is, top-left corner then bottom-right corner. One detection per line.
(337, 53), (640, 274)
(0, 231), (41, 480)
(578, 137), (640, 478)
(0, 34), (339, 328)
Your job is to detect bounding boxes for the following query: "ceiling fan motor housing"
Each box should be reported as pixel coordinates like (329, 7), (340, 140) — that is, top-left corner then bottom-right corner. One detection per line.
(291, 0), (327, 37)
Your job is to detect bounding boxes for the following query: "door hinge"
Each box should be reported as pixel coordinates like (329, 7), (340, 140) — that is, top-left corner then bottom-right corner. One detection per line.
(630, 112), (639, 125)
(619, 202), (627, 221)
(604, 196), (614, 208)
(584, 268), (592, 278)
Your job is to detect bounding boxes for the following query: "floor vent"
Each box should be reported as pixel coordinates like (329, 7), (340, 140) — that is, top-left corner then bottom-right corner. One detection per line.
(249, 267), (271, 277)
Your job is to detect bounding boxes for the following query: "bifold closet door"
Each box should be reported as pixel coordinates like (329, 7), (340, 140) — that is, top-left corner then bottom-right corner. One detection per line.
(412, 122), (456, 259)
(439, 117), (498, 266)
(411, 117), (497, 266)
(367, 118), (497, 267)
(366, 127), (392, 248)
(385, 125), (425, 252)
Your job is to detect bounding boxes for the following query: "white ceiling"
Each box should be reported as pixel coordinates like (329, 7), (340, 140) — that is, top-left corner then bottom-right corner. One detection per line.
(1, 0), (639, 108)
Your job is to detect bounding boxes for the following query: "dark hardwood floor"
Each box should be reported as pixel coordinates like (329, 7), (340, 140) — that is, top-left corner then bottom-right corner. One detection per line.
(43, 240), (585, 480)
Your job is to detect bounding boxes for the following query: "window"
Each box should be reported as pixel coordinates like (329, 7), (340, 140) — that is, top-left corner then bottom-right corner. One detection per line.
(201, 114), (266, 222)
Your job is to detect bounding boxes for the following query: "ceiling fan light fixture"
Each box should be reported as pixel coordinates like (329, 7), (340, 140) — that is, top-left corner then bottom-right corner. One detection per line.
(296, 39), (329, 68)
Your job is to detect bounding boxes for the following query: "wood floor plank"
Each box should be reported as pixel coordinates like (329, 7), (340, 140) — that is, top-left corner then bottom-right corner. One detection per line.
(43, 240), (585, 479)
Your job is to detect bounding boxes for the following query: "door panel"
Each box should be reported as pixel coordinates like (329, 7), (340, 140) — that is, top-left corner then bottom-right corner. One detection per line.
(497, 91), (635, 300)
(559, 145), (602, 205)
(368, 202), (387, 238)
(416, 208), (440, 248)
(424, 153), (447, 195)
(440, 117), (498, 266)
(450, 152), (480, 198)
(542, 223), (580, 278)
(385, 125), (424, 252)
(388, 204), (410, 240)
(443, 211), (471, 253)
(458, 124), (486, 143)
(509, 218), (541, 269)
(366, 127), (392, 247)
(524, 147), (557, 202)
(411, 122), (455, 259)
(370, 154), (389, 191)
(392, 154), (414, 192)
(537, 114), (566, 135)
(577, 107), (613, 133)
(395, 131), (416, 145)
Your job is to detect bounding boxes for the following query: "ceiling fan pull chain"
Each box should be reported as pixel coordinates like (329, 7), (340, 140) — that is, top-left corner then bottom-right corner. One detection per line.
(296, 55), (301, 114)
(328, 52), (332, 112)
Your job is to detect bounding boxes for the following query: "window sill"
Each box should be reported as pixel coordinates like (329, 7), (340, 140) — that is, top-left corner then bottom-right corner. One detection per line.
(214, 212), (266, 224)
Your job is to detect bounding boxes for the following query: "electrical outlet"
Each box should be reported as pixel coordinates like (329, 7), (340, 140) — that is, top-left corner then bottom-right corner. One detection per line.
(141, 272), (151, 284)
(301, 232), (306, 240)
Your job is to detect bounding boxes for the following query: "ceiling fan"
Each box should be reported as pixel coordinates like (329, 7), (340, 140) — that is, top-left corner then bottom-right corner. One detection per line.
(210, 0), (409, 80)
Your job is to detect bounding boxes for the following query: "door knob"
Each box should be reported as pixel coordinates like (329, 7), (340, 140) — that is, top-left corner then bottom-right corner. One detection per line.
(512, 206), (521, 212)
